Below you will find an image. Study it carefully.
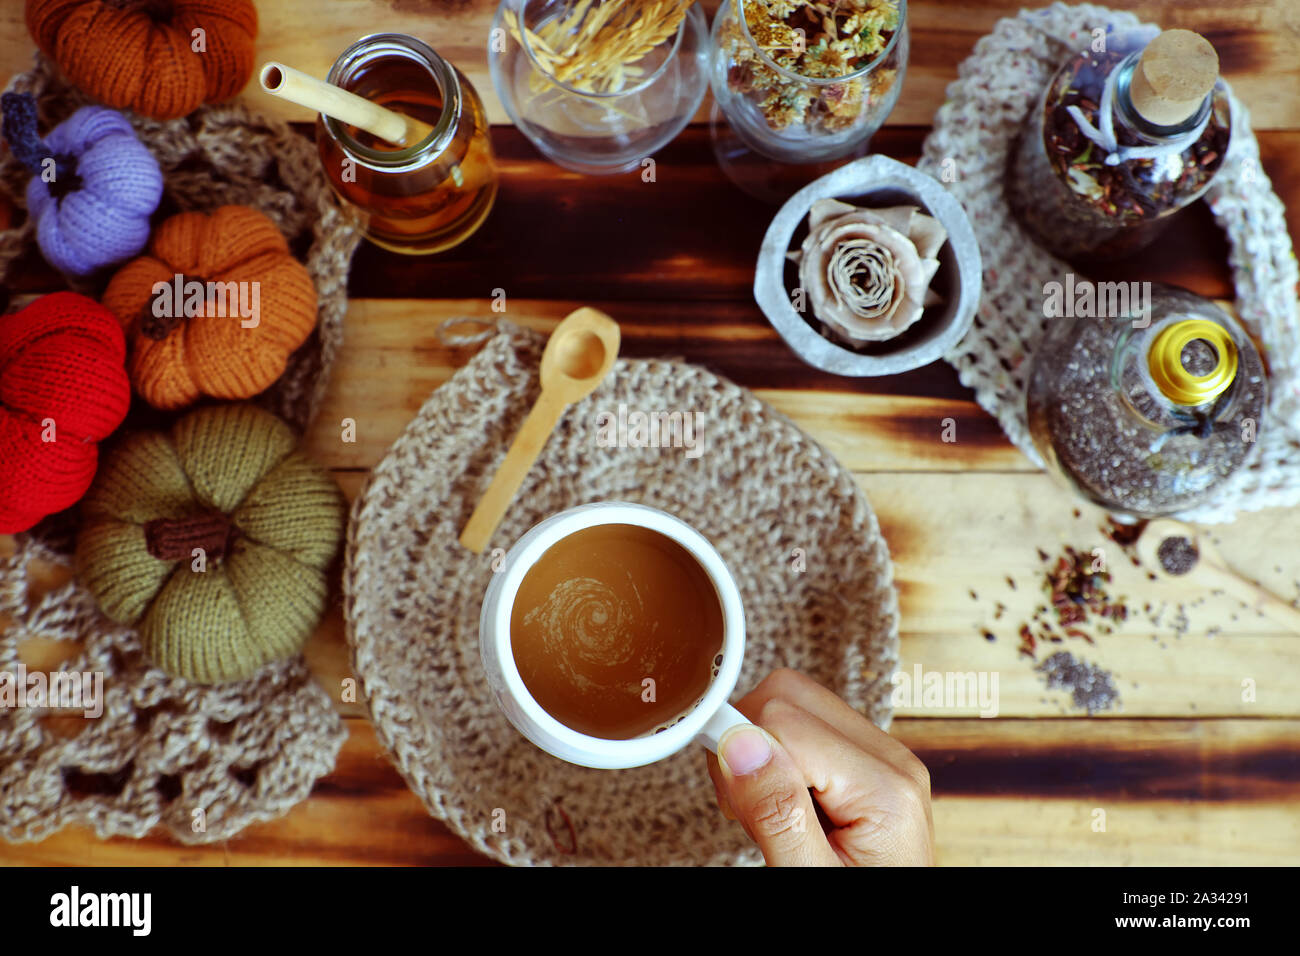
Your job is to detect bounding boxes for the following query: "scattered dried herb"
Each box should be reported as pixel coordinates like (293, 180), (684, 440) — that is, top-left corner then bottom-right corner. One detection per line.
(1103, 517), (1145, 547)
(1014, 545), (1129, 659)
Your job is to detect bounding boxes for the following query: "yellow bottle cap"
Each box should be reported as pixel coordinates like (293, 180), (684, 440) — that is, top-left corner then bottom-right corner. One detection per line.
(1147, 318), (1237, 406)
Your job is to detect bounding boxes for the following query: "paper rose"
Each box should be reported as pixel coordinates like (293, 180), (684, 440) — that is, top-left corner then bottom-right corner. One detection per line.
(790, 198), (947, 345)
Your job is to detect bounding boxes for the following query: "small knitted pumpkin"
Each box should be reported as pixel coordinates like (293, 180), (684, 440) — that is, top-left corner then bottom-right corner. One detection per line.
(102, 204), (319, 410)
(0, 292), (130, 533)
(1, 93), (163, 277)
(75, 403), (346, 684)
(26, 0), (258, 121)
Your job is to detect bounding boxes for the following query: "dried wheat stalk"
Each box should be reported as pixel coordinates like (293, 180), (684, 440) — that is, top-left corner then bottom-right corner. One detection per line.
(505, 0), (693, 94)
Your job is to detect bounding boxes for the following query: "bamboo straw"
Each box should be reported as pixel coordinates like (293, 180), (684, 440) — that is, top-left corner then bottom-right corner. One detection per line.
(259, 62), (436, 148)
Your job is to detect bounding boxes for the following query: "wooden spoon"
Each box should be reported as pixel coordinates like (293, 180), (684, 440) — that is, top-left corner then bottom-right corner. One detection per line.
(458, 308), (621, 554)
(1135, 518), (1300, 632)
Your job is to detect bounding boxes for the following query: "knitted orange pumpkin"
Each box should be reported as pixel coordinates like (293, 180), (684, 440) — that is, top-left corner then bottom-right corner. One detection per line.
(26, 0), (258, 120)
(102, 205), (318, 410)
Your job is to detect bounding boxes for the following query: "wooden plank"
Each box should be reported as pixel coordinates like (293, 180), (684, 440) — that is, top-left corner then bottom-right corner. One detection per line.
(303, 299), (1025, 473)
(8, 465), (1297, 725)
(341, 125), (1256, 305)
(4, 718), (1296, 865)
(859, 472), (1300, 639)
(895, 632), (1297, 718)
(303, 295), (982, 404)
(894, 717), (1300, 802)
(5, 122), (1294, 320)
(5, 1), (1298, 131)
(930, 799), (1299, 865)
(861, 472), (1300, 717)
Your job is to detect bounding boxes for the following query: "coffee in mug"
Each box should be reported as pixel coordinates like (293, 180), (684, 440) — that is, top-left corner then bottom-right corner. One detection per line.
(479, 501), (749, 770)
(510, 524), (724, 739)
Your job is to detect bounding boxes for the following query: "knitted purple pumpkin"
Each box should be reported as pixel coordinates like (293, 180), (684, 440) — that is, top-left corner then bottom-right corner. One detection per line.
(1, 93), (162, 277)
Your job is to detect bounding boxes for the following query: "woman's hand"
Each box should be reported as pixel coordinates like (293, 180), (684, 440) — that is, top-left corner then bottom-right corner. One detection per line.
(706, 668), (934, 866)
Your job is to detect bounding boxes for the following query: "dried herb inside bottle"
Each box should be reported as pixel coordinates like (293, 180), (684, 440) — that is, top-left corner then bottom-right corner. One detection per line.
(1007, 29), (1231, 261)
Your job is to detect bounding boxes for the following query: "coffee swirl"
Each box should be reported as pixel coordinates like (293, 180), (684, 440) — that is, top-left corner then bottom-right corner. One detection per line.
(522, 577), (647, 684)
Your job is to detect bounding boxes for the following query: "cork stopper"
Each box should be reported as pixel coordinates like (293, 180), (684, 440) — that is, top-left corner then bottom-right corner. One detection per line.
(1128, 29), (1219, 127)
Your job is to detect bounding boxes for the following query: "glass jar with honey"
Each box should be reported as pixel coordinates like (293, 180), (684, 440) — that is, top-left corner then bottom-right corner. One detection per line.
(317, 34), (498, 254)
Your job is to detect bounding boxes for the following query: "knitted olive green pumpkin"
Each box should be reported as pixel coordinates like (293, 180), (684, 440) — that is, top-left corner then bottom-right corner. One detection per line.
(75, 403), (345, 684)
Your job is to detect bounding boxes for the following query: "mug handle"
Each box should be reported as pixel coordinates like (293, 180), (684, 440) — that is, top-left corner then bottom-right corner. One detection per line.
(694, 702), (751, 754)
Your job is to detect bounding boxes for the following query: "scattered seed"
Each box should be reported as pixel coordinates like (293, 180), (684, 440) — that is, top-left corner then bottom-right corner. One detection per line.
(1036, 651), (1120, 714)
(1156, 535), (1199, 576)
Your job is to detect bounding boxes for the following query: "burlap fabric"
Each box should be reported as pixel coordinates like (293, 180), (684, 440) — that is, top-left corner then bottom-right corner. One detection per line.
(345, 321), (900, 866)
(918, 3), (1300, 523)
(0, 54), (357, 845)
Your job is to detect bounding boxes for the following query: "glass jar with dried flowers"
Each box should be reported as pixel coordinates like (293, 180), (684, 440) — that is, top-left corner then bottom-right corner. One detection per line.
(710, 0), (908, 163)
(490, 0), (709, 174)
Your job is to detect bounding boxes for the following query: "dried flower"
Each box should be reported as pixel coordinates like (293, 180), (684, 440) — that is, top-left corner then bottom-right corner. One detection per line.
(726, 0), (900, 133)
(790, 198), (947, 344)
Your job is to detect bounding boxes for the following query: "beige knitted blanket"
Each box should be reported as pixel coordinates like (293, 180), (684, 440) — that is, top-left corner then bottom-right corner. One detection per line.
(345, 321), (900, 866)
(0, 54), (357, 845)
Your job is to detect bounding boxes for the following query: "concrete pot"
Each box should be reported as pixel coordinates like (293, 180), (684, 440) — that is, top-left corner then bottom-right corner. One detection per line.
(754, 154), (982, 376)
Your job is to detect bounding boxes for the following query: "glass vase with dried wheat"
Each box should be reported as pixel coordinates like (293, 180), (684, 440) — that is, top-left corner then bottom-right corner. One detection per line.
(489, 0), (709, 174)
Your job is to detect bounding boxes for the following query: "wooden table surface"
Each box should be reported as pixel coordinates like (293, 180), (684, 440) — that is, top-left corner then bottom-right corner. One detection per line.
(3, 0), (1299, 866)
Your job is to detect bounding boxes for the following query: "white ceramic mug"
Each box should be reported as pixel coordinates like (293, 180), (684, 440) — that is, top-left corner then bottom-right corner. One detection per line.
(479, 501), (750, 769)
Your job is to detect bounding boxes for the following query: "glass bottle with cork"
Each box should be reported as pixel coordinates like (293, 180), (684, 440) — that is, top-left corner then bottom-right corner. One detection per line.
(1006, 28), (1231, 261)
(265, 34), (498, 255)
(1026, 284), (1267, 520)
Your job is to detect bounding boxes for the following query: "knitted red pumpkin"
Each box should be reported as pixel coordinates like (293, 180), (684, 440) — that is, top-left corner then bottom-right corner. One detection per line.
(0, 292), (130, 533)
(26, 0), (259, 121)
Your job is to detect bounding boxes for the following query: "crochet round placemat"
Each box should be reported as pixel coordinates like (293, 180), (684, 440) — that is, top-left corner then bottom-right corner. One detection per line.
(917, 2), (1300, 524)
(345, 321), (900, 866)
(0, 54), (352, 845)
(0, 51), (361, 437)
(0, 533), (345, 845)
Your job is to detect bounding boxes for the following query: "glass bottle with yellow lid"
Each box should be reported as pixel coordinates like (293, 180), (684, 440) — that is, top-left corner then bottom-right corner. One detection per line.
(1026, 283), (1267, 519)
